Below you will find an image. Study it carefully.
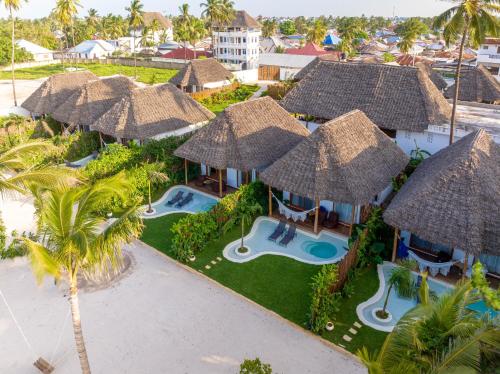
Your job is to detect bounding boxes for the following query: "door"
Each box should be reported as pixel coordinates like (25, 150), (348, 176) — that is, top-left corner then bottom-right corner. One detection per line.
(258, 65), (280, 81)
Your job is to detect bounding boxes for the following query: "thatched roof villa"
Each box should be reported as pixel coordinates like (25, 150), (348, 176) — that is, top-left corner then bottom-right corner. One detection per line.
(170, 58), (233, 93)
(260, 110), (409, 233)
(51, 75), (138, 129)
(384, 129), (500, 275)
(90, 83), (214, 142)
(174, 96), (310, 197)
(294, 54), (341, 81)
(415, 62), (448, 91)
(445, 65), (500, 104)
(21, 71), (97, 115)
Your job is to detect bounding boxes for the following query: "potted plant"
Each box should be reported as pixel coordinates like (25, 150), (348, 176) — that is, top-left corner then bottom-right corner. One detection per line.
(326, 321), (334, 331)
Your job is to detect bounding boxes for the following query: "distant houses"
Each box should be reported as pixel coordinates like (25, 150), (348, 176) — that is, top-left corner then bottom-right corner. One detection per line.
(16, 39), (54, 62)
(68, 40), (115, 59)
(476, 37), (500, 77)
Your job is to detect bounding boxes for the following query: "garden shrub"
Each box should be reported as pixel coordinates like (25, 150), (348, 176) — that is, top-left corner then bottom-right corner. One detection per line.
(83, 143), (141, 182)
(0, 214), (6, 256)
(65, 131), (100, 162)
(309, 264), (341, 333)
(239, 358), (273, 374)
(0, 230), (29, 259)
(171, 212), (217, 262)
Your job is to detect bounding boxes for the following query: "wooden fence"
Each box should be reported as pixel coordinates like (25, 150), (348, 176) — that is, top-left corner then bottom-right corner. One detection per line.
(188, 82), (239, 101)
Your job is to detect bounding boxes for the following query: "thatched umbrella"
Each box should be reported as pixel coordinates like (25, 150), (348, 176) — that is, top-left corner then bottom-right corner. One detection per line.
(174, 96), (310, 197)
(169, 58), (233, 92)
(445, 65), (500, 104)
(384, 129), (500, 269)
(21, 71), (97, 115)
(260, 110), (409, 233)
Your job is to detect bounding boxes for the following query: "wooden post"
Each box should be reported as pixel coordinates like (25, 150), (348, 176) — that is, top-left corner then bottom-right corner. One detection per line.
(218, 169), (223, 197)
(462, 253), (469, 279)
(245, 171), (249, 184)
(348, 205), (356, 236)
(392, 228), (399, 262)
(99, 132), (104, 148)
(313, 197), (320, 234)
(268, 185), (272, 217)
(184, 159), (188, 185)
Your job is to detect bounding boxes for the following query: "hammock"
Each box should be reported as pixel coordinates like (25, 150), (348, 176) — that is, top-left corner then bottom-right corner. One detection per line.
(408, 250), (457, 277)
(272, 193), (317, 222)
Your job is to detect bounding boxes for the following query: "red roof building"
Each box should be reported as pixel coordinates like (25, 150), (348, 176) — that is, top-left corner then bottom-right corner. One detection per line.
(161, 47), (212, 60)
(285, 42), (340, 58)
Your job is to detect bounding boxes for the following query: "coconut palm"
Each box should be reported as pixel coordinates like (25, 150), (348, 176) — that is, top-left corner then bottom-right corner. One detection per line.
(224, 195), (262, 251)
(262, 19), (277, 38)
(187, 17), (207, 59)
(2, 0), (26, 107)
(378, 260), (417, 319)
(434, 0), (500, 144)
(85, 8), (99, 28)
(177, 3), (192, 61)
(126, 0), (144, 79)
(149, 18), (161, 50)
(357, 280), (500, 373)
(53, 0), (81, 66)
(23, 172), (143, 374)
(306, 19), (327, 45)
(200, 0), (234, 59)
(146, 164), (169, 213)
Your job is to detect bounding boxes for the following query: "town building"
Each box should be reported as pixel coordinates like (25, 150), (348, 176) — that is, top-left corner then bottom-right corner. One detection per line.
(476, 37), (500, 76)
(15, 39), (53, 62)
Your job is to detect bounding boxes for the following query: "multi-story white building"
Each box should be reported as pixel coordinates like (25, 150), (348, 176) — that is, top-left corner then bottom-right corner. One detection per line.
(213, 10), (261, 71)
(477, 37), (500, 76)
(130, 12), (174, 52)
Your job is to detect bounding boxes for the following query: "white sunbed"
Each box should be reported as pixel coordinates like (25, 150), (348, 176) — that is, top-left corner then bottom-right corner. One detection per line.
(408, 250), (457, 277)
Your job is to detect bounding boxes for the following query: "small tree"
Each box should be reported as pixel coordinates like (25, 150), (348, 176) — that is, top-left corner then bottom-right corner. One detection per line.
(239, 358), (272, 374)
(146, 163), (169, 213)
(224, 194), (262, 250)
(378, 260), (417, 319)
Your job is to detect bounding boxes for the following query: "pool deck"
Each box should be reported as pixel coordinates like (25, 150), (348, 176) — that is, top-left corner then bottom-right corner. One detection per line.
(270, 212), (351, 237)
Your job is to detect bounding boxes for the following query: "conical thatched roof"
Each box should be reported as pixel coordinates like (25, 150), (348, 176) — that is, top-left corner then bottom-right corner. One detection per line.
(281, 61), (452, 132)
(51, 75), (138, 127)
(384, 129), (500, 256)
(169, 58), (233, 88)
(22, 71), (97, 115)
(174, 97), (310, 171)
(445, 65), (500, 103)
(415, 62), (448, 91)
(260, 110), (409, 204)
(90, 83), (215, 140)
(294, 54), (341, 81)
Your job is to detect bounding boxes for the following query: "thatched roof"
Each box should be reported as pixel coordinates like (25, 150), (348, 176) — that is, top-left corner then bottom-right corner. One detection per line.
(384, 129), (500, 256)
(142, 12), (172, 29)
(415, 62), (448, 91)
(174, 97), (310, 171)
(281, 61), (452, 132)
(169, 58), (233, 88)
(294, 54), (341, 81)
(260, 110), (409, 205)
(445, 65), (500, 103)
(51, 75), (138, 127)
(214, 10), (261, 29)
(21, 71), (97, 115)
(90, 83), (215, 140)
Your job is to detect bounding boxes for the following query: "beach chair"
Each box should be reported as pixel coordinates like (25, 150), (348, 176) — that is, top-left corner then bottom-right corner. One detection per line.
(268, 220), (287, 242)
(175, 192), (194, 208)
(167, 191), (184, 206)
(279, 224), (297, 247)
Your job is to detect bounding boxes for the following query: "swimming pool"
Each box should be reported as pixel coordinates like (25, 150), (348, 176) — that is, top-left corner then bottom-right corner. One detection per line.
(141, 185), (218, 219)
(223, 217), (349, 265)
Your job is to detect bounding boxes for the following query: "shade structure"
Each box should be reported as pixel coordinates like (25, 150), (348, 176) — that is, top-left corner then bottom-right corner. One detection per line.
(51, 75), (138, 127)
(445, 65), (500, 104)
(281, 61), (451, 132)
(384, 129), (500, 256)
(259, 110), (409, 204)
(21, 71), (97, 115)
(90, 83), (215, 140)
(174, 96), (310, 171)
(169, 58), (233, 88)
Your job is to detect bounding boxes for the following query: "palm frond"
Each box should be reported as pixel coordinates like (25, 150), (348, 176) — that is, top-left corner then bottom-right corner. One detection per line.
(23, 238), (60, 284)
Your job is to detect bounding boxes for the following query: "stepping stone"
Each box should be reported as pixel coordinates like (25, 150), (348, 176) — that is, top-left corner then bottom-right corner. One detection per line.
(198, 270), (203, 273)
(349, 328), (357, 335)
(216, 257), (222, 261)
(205, 265), (211, 270)
(342, 335), (352, 342)
(211, 260), (217, 265)
(354, 322), (362, 329)
(338, 344), (346, 348)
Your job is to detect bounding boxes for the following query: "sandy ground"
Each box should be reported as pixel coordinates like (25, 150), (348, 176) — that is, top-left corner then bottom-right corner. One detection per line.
(0, 192), (36, 244)
(0, 79), (45, 116)
(0, 241), (366, 374)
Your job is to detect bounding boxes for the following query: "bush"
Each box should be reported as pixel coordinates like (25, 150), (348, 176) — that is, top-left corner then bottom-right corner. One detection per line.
(308, 264), (341, 333)
(171, 212), (217, 262)
(0, 230), (29, 259)
(83, 143), (141, 182)
(239, 358), (273, 374)
(65, 131), (100, 162)
(0, 214), (5, 255)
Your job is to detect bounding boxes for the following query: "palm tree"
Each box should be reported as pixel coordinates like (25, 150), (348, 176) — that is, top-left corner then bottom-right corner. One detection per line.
(53, 0), (81, 67)
(358, 280), (500, 373)
(200, 0), (234, 59)
(126, 0), (144, 79)
(23, 172), (143, 374)
(149, 18), (161, 50)
(262, 19), (277, 38)
(306, 19), (327, 45)
(177, 3), (192, 61)
(146, 164), (169, 213)
(434, 1), (500, 144)
(224, 195), (262, 250)
(2, 0), (26, 107)
(85, 8), (99, 36)
(188, 17), (206, 59)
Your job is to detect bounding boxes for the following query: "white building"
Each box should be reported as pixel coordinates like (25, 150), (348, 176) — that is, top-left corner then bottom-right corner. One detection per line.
(68, 40), (115, 59)
(130, 12), (174, 52)
(16, 39), (53, 62)
(476, 37), (500, 76)
(213, 10), (261, 71)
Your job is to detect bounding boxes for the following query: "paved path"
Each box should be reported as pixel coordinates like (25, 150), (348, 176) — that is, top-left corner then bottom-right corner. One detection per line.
(0, 241), (366, 374)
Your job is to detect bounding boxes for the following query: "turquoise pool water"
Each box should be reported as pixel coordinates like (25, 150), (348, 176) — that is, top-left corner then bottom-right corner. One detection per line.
(142, 186), (218, 219)
(223, 217), (348, 264)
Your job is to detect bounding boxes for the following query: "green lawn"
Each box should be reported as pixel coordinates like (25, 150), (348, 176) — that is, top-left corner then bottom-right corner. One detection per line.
(0, 63), (178, 84)
(141, 214), (388, 354)
(198, 85), (260, 115)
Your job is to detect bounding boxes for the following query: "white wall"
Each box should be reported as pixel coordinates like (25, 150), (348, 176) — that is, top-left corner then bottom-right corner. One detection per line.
(280, 67), (301, 81)
(232, 69), (258, 83)
(203, 80), (232, 89)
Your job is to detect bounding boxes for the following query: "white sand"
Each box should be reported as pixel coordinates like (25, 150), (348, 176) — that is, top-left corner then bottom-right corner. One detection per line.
(0, 192), (36, 244)
(0, 241), (366, 374)
(0, 79), (45, 116)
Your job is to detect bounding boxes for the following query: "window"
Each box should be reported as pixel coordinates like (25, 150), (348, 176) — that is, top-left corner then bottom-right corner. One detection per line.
(497, 46), (500, 54)
(243, 37), (246, 43)
(482, 45), (489, 50)
(243, 49), (246, 55)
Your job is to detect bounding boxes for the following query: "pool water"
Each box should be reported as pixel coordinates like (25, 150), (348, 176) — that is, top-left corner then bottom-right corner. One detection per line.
(223, 217), (348, 264)
(142, 186), (218, 219)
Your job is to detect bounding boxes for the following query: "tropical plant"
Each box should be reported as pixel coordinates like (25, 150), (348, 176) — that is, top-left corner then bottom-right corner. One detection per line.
(357, 280), (500, 373)
(306, 19), (327, 44)
(187, 17), (206, 59)
(377, 260), (417, 319)
(145, 163), (168, 213)
(22, 172), (143, 374)
(294, 16), (308, 34)
(126, 0), (144, 78)
(397, 18), (428, 57)
(85, 7), (99, 36)
(239, 358), (273, 374)
(434, 0), (500, 144)
(279, 19), (296, 36)
(223, 194), (262, 250)
(471, 262), (500, 310)
(53, 0), (81, 66)
(200, 0), (235, 58)
(261, 19), (278, 38)
(309, 263), (341, 333)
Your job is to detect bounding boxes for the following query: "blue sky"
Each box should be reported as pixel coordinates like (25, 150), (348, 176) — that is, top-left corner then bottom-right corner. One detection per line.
(1, 0), (451, 19)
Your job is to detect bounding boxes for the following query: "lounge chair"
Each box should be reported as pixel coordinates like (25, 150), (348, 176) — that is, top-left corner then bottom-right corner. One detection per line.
(323, 211), (339, 229)
(279, 224), (297, 247)
(167, 191), (184, 206)
(268, 220), (287, 242)
(175, 192), (193, 208)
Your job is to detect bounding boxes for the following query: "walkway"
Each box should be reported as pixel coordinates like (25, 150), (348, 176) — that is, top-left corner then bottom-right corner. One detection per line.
(0, 241), (366, 374)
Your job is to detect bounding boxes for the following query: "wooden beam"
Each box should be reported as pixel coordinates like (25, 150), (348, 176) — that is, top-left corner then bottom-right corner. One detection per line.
(313, 197), (320, 234)
(218, 169), (223, 198)
(349, 205), (356, 236)
(184, 159), (188, 185)
(392, 228), (399, 262)
(268, 185), (272, 217)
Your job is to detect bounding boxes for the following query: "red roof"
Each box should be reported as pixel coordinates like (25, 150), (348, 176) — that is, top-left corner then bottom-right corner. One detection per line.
(161, 48), (212, 60)
(483, 38), (500, 45)
(285, 42), (335, 56)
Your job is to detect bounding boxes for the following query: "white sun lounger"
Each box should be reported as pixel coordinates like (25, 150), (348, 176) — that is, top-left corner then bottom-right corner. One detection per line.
(408, 250), (456, 277)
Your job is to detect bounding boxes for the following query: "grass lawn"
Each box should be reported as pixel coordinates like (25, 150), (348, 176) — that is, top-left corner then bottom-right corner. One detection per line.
(197, 85), (260, 114)
(141, 214), (388, 354)
(0, 63), (178, 84)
